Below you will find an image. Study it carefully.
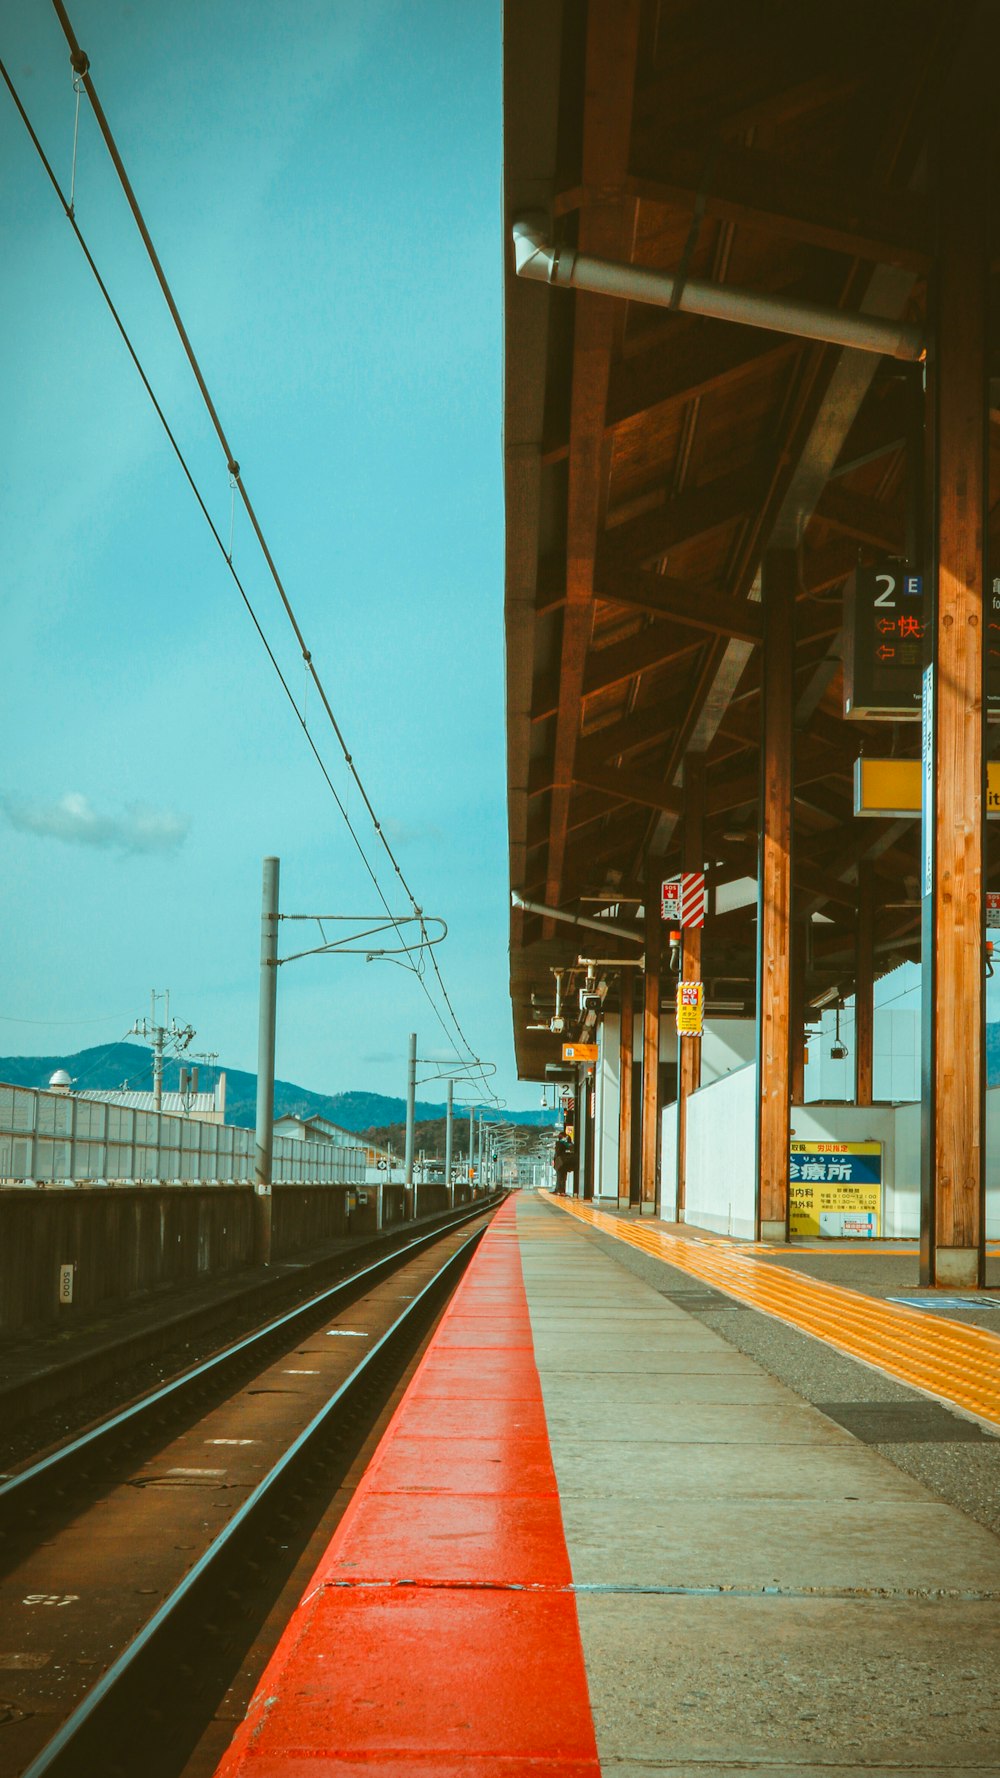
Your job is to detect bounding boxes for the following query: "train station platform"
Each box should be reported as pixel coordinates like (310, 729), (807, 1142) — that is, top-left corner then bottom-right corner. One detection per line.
(215, 1192), (1000, 1777)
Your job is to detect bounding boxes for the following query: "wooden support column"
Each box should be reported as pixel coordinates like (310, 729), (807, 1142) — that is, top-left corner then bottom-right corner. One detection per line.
(756, 550), (796, 1242)
(618, 966), (635, 1208)
(855, 860), (875, 1107)
(641, 863), (663, 1215)
(676, 755), (705, 1220)
(921, 20), (992, 1288)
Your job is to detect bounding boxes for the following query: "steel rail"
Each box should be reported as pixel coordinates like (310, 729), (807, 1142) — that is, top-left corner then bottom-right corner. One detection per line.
(17, 1209), (493, 1777)
(0, 1194), (503, 1523)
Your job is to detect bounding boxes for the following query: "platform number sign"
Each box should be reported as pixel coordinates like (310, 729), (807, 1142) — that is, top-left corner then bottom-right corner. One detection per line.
(843, 564), (925, 718)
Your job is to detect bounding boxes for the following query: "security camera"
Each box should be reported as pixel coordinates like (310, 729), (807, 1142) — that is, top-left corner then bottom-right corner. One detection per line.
(550, 1014), (565, 1034)
(582, 993), (601, 1013)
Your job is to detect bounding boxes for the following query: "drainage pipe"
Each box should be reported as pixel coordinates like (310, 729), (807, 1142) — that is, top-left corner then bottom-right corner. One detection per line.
(512, 889), (644, 945)
(512, 218), (923, 363)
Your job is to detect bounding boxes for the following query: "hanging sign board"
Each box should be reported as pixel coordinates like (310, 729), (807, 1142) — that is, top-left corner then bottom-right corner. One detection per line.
(789, 1141), (882, 1237)
(676, 980), (704, 1036)
(843, 564), (926, 719)
(854, 757), (1000, 819)
(845, 564), (1000, 720)
(661, 873), (705, 926)
(562, 1042), (598, 1063)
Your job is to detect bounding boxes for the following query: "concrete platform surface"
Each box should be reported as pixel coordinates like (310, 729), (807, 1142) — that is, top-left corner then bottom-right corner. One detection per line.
(213, 1192), (1000, 1777)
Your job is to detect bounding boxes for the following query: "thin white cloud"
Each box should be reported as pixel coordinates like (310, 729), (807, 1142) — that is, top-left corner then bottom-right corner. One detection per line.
(1, 792), (189, 855)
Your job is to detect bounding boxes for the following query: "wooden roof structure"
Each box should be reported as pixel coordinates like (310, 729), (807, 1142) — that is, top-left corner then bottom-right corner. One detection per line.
(503, 0), (996, 1081)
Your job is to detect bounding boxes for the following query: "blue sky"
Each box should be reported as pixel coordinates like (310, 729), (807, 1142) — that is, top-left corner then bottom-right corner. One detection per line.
(0, 3), (529, 1106)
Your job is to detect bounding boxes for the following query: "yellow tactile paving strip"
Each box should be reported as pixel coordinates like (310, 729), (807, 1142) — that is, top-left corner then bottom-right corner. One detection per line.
(543, 1194), (1000, 1432)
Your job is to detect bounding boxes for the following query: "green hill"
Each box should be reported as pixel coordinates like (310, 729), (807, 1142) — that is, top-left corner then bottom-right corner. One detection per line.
(0, 1043), (558, 1133)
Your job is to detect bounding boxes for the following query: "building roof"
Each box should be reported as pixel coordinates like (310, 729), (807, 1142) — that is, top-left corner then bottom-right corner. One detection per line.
(503, 0), (977, 1079)
(76, 1089), (219, 1116)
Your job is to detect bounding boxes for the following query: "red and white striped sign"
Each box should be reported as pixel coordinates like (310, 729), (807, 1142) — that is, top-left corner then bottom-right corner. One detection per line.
(662, 872), (705, 927)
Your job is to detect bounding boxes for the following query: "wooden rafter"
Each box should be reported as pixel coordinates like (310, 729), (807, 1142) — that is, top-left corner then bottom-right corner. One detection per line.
(541, 0), (641, 923)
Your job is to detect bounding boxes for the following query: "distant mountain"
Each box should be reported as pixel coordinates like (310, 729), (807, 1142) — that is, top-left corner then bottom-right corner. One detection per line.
(0, 1044), (559, 1133)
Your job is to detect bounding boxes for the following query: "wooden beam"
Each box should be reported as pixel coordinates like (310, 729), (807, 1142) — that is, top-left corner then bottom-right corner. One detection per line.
(543, 322), (797, 460)
(922, 23), (992, 1289)
(756, 550), (796, 1242)
(601, 466), (763, 571)
(641, 861), (663, 1215)
(594, 565), (763, 644)
(623, 143), (930, 271)
(813, 484), (905, 554)
(618, 965), (635, 1207)
(583, 627), (701, 698)
(676, 755), (705, 1220)
(541, 0), (641, 927)
(578, 705), (676, 768)
(855, 860), (875, 1106)
(574, 761), (683, 819)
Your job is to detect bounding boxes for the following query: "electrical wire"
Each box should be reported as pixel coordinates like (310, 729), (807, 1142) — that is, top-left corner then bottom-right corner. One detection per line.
(45, 1), (499, 1105)
(0, 51), (500, 1106)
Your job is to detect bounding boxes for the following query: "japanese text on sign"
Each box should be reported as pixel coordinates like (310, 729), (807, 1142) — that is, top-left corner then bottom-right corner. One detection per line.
(789, 1141), (882, 1237)
(675, 980), (704, 1037)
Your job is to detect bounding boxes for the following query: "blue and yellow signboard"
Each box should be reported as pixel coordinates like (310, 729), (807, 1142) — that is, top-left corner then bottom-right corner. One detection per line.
(789, 1141), (882, 1237)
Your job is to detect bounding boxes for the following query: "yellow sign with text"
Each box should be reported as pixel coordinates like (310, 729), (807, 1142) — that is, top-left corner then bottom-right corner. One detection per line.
(562, 1042), (598, 1063)
(675, 981), (704, 1037)
(789, 1141), (882, 1237)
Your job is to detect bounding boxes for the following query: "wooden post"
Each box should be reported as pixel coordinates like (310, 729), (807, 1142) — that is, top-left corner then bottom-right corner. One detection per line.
(641, 863), (663, 1215)
(618, 966), (634, 1208)
(921, 22), (991, 1288)
(755, 550), (796, 1242)
(676, 755), (705, 1220)
(855, 861), (875, 1107)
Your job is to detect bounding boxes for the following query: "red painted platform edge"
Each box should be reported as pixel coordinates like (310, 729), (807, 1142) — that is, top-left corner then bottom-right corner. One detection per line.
(212, 1199), (602, 1776)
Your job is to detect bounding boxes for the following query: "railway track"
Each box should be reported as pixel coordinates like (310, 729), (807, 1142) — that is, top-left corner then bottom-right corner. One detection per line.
(0, 1196), (503, 1777)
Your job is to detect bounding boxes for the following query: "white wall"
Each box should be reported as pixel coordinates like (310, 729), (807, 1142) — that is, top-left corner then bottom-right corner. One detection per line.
(595, 1014), (621, 1199)
(684, 1062), (758, 1238)
(701, 1019), (756, 1085)
(804, 1005), (919, 1103)
(660, 1101), (677, 1221)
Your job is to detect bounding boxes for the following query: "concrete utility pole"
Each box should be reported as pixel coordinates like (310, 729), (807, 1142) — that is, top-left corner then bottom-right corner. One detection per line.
(254, 856), (280, 1265)
(445, 1077), (454, 1207)
(404, 1032), (417, 1217)
(469, 1105), (475, 1185)
(477, 1112), (484, 1191)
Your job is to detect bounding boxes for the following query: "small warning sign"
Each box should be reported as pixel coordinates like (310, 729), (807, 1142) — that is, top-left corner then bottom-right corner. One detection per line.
(987, 893), (1000, 929)
(675, 980), (704, 1037)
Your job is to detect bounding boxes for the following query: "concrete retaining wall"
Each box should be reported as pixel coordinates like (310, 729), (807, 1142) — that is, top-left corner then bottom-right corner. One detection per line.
(0, 1182), (360, 1335)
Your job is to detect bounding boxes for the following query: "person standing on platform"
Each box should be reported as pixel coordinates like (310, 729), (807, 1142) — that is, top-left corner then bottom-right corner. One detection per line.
(552, 1134), (576, 1194)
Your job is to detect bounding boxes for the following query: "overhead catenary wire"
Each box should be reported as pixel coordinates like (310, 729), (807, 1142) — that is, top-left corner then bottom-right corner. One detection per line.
(0, 47), (499, 1105)
(48, 0), (498, 1102)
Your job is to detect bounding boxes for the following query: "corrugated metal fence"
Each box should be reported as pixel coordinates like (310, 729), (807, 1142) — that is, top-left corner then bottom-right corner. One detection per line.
(0, 1085), (365, 1187)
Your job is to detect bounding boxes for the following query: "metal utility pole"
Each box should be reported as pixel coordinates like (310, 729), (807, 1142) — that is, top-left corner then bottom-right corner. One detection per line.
(445, 1077), (454, 1207)
(469, 1105), (475, 1187)
(128, 990), (195, 1114)
(254, 856), (280, 1265)
(477, 1112), (484, 1192)
(404, 1032), (417, 1216)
